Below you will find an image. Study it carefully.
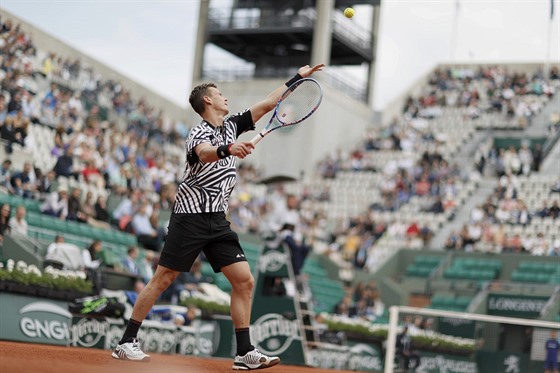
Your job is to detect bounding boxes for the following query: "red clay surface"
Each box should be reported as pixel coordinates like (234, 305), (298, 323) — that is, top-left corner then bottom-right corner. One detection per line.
(0, 341), (357, 373)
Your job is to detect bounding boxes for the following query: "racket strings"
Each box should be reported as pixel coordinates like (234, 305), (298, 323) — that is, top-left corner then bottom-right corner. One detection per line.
(276, 81), (322, 125)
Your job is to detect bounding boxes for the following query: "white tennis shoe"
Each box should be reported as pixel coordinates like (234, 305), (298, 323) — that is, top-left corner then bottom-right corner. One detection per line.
(232, 348), (280, 370)
(112, 338), (151, 362)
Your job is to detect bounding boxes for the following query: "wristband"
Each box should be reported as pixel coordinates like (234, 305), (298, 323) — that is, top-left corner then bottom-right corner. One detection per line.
(285, 73), (303, 88)
(217, 144), (232, 159)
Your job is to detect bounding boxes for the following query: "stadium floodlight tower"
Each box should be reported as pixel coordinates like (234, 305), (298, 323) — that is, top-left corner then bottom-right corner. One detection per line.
(193, 0), (381, 105)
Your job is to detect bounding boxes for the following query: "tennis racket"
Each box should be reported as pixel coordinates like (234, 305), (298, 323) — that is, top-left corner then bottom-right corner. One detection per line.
(250, 78), (323, 146)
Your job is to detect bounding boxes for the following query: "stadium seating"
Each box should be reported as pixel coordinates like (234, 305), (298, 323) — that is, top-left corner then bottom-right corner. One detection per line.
(405, 255), (443, 277)
(430, 294), (472, 312)
(443, 258), (501, 281)
(511, 260), (560, 284)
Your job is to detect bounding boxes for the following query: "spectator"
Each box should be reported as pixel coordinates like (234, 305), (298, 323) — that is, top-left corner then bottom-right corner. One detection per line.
(0, 203), (11, 243)
(82, 240), (103, 270)
(37, 170), (57, 194)
(53, 146), (79, 179)
(138, 250), (156, 284)
(40, 185), (69, 219)
(549, 201), (560, 219)
(51, 125), (66, 157)
(8, 205), (27, 237)
(0, 159), (12, 192)
(124, 280), (147, 309)
(112, 189), (142, 227)
(1, 116), (17, 153)
(538, 202), (550, 218)
(277, 194), (311, 278)
(551, 179), (560, 194)
(46, 235), (65, 258)
(353, 233), (373, 269)
(445, 230), (462, 250)
(183, 258), (213, 289)
(264, 277), (287, 297)
(44, 235), (84, 270)
(10, 161), (37, 198)
(426, 196), (444, 214)
(131, 202), (165, 251)
(80, 191), (111, 230)
(82, 160), (104, 189)
(396, 325), (421, 372)
(121, 246), (139, 275)
(405, 221), (421, 238)
(532, 143), (543, 172)
(333, 294), (355, 317)
(94, 195), (111, 223)
(67, 187), (86, 222)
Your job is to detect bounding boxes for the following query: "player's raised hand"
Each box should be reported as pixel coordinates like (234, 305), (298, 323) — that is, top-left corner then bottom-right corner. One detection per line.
(298, 64), (325, 78)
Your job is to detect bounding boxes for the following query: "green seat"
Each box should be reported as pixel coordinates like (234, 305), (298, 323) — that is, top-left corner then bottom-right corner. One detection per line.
(407, 264), (433, 277)
(455, 297), (471, 308)
(104, 230), (120, 245)
(0, 193), (10, 204)
(536, 273), (551, 283)
(26, 212), (42, 226)
(415, 255), (441, 266)
(125, 234), (138, 246)
(65, 221), (83, 235)
(23, 199), (41, 212)
(511, 271), (526, 282)
(7, 195), (24, 207)
(42, 216), (66, 232)
(89, 227), (107, 241)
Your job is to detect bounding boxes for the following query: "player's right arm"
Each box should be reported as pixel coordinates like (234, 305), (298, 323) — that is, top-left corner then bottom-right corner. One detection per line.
(248, 64), (325, 124)
(195, 142), (253, 163)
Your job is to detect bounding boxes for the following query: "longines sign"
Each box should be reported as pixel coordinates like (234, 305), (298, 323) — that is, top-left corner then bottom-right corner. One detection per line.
(487, 294), (549, 318)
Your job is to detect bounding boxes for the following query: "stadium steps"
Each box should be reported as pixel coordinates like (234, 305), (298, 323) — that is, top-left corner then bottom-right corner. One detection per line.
(431, 178), (497, 249)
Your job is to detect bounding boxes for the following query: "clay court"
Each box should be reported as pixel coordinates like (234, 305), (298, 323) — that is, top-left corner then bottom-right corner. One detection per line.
(0, 341), (357, 373)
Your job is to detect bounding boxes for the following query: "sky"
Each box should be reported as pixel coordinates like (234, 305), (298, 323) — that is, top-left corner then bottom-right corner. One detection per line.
(1, 0), (559, 111)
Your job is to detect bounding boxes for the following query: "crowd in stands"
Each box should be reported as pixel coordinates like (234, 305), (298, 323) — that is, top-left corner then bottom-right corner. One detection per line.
(475, 142), (545, 177)
(0, 17), (183, 253)
(331, 279), (385, 322)
(445, 175), (560, 256)
(0, 17), (190, 301)
(405, 65), (558, 128)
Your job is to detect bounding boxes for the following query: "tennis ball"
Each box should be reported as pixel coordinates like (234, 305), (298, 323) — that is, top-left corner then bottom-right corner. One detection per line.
(344, 7), (354, 18)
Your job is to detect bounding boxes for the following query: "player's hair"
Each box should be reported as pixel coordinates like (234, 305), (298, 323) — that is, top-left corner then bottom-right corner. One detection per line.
(189, 83), (217, 115)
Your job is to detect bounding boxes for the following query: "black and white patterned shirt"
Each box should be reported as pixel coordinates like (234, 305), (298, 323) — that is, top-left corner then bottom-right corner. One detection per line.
(174, 110), (255, 213)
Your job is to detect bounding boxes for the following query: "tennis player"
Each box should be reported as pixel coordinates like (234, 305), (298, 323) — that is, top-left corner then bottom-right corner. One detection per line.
(112, 63), (324, 370)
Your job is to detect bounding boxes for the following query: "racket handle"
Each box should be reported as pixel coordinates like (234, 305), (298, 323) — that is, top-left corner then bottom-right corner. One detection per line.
(250, 132), (265, 146)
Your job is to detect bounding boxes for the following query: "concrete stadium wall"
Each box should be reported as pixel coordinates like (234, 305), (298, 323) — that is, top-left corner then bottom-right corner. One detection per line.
(0, 8), (189, 123)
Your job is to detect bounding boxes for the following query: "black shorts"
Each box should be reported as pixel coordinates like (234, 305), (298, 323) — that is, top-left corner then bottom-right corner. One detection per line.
(158, 212), (247, 273)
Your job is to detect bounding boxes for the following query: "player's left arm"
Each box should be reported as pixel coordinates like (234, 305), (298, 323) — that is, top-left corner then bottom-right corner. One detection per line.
(249, 64), (325, 123)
